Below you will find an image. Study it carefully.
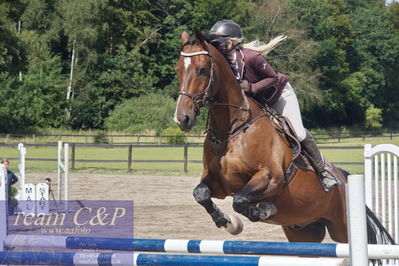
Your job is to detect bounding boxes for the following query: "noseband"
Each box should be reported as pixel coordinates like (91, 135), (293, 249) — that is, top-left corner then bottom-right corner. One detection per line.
(179, 47), (214, 114)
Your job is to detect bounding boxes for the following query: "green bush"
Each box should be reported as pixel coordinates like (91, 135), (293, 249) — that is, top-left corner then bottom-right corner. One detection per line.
(94, 132), (109, 144)
(105, 93), (176, 134)
(161, 127), (186, 144)
(365, 104), (383, 131)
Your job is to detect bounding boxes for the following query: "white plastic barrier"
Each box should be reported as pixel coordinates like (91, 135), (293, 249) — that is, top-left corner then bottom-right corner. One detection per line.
(57, 141), (69, 211)
(0, 165), (7, 254)
(365, 144), (399, 242)
(346, 174), (368, 266)
(364, 144), (399, 266)
(18, 143), (26, 200)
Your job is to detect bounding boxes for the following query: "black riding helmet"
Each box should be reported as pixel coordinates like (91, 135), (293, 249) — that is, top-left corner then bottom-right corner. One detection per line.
(208, 20), (243, 39)
(208, 20), (243, 55)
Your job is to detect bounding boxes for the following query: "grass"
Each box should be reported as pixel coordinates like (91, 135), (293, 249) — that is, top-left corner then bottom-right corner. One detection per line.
(1, 134), (398, 176)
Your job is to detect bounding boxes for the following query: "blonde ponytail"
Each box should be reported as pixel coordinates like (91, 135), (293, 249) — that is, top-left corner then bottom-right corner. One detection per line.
(242, 35), (287, 56)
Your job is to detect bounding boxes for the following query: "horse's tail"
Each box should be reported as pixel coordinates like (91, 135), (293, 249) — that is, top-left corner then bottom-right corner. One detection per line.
(366, 207), (395, 266)
(365, 207), (395, 245)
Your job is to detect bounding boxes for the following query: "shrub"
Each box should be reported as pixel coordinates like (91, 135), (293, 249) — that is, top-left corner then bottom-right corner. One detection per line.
(161, 127), (186, 144)
(105, 93), (176, 134)
(94, 132), (109, 144)
(365, 104), (383, 131)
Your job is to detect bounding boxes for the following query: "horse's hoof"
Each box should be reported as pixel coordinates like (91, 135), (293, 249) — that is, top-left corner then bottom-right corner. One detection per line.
(224, 215), (243, 235)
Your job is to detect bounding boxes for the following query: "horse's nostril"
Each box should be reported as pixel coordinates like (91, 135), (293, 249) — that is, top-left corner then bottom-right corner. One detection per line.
(183, 115), (190, 126)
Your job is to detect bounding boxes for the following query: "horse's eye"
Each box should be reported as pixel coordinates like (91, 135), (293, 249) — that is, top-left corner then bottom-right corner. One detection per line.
(198, 68), (207, 75)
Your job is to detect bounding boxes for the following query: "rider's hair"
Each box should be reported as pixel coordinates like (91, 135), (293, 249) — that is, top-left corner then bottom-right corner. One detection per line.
(230, 35), (287, 56)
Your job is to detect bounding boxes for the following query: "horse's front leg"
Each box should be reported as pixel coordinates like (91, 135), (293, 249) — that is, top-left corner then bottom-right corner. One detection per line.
(193, 182), (243, 235)
(233, 168), (283, 222)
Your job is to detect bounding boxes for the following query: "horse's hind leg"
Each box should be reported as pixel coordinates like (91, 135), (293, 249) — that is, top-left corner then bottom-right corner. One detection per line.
(193, 182), (243, 235)
(281, 221), (326, 242)
(325, 219), (348, 243)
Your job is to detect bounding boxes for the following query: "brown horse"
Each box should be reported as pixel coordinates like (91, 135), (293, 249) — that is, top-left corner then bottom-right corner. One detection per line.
(174, 29), (393, 245)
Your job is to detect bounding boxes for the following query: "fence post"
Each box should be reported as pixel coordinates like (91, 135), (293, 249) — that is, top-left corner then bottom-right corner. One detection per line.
(71, 143), (75, 170)
(64, 143), (69, 212)
(347, 174), (368, 266)
(18, 143), (26, 197)
(128, 145), (133, 172)
(57, 141), (62, 201)
(184, 143), (188, 173)
(0, 164), (8, 256)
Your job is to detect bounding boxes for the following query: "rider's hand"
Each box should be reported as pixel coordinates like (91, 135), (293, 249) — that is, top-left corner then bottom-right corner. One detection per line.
(240, 80), (251, 92)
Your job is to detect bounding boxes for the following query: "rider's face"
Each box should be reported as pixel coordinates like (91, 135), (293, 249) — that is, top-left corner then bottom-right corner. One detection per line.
(211, 38), (234, 56)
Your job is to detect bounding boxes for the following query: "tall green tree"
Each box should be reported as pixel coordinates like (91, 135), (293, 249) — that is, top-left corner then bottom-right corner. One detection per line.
(69, 47), (158, 129)
(291, 0), (354, 127)
(246, 0), (323, 121)
(349, 4), (399, 127)
(0, 3), (26, 75)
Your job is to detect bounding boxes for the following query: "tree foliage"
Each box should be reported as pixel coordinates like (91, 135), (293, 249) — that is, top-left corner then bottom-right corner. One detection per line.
(0, 0), (398, 133)
(105, 93), (176, 134)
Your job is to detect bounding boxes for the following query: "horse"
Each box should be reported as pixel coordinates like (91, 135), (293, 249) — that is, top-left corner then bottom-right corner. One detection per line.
(173, 28), (394, 246)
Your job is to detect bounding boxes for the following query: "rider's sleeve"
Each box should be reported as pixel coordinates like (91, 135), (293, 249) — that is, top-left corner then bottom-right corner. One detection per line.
(247, 54), (279, 95)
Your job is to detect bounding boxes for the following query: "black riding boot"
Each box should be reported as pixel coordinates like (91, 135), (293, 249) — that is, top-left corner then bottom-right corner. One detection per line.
(301, 130), (340, 192)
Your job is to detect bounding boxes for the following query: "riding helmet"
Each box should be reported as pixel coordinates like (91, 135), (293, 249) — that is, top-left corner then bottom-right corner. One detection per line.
(208, 20), (243, 39)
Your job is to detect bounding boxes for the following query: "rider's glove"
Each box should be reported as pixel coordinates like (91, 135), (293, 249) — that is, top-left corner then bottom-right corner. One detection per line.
(239, 80), (251, 92)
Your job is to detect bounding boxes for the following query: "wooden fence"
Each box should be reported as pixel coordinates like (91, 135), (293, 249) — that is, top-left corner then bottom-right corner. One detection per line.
(1, 130), (399, 144)
(0, 143), (363, 173)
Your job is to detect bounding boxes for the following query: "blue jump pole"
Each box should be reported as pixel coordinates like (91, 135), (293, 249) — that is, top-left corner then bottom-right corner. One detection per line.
(6, 235), (399, 259)
(7, 235), (338, 256)
(0, 251), (135, 266)
(0, 251), (347, 266)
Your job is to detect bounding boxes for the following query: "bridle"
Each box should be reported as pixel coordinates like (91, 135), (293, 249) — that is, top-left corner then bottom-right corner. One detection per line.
(178, 47), (215, 115)
(178, 42), (253, 141)
(179, 44), (249, 114)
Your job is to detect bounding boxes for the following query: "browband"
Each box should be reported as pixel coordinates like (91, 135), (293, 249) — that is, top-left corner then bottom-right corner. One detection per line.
(180, 51), (210, 57)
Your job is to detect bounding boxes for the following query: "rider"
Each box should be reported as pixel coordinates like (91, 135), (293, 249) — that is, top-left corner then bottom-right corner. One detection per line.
(208, 20), (340, 192)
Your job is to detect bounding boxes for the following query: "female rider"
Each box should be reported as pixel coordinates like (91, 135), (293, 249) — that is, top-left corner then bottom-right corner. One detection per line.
(208, 20), (339, 192)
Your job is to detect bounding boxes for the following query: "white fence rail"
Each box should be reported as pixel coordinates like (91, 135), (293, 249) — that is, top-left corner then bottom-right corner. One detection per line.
(364, 144), (399, 266)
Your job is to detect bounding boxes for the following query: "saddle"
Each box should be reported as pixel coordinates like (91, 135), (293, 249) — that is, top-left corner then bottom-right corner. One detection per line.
(271, 113), (337, 184)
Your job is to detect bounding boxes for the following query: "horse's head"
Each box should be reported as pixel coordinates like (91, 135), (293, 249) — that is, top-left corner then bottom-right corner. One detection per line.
(174, 28), (215, 131)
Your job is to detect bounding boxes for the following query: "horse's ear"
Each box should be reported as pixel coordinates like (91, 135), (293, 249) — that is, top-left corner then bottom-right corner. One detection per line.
(181, 31), (190, 46)
(193, 28), (206, 47)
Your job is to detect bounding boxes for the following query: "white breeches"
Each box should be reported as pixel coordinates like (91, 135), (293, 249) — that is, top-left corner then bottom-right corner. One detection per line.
(270, 82), (307, 141)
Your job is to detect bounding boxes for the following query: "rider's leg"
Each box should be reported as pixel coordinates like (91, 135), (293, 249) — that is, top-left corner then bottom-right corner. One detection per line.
(271, 83), (340, 192)
(271, 82), (307, 141)
(300, 130), (340, 191)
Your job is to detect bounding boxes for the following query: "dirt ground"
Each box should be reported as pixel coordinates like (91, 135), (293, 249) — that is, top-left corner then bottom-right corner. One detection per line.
(25, 172), (318, 242)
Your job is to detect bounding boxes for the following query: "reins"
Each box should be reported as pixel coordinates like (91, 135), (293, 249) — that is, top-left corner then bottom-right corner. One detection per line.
(179, 44), (249, 114)
(179, 43), (268, 145)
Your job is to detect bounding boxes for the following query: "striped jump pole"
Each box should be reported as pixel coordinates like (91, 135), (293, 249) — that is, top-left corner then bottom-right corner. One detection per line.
(0, 251), (133, 266)
(0, 251), (347, 266)
(5, 235), (399, 259)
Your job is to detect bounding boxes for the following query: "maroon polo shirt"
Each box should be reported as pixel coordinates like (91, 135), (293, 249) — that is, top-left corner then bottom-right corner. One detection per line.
(236, 48), (288, 106)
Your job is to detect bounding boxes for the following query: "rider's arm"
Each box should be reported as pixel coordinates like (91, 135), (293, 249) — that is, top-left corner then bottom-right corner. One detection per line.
(245, 54), (279, 95)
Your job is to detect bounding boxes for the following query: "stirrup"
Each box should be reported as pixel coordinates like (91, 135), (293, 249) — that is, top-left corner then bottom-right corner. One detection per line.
(318, 170), (341, 192)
